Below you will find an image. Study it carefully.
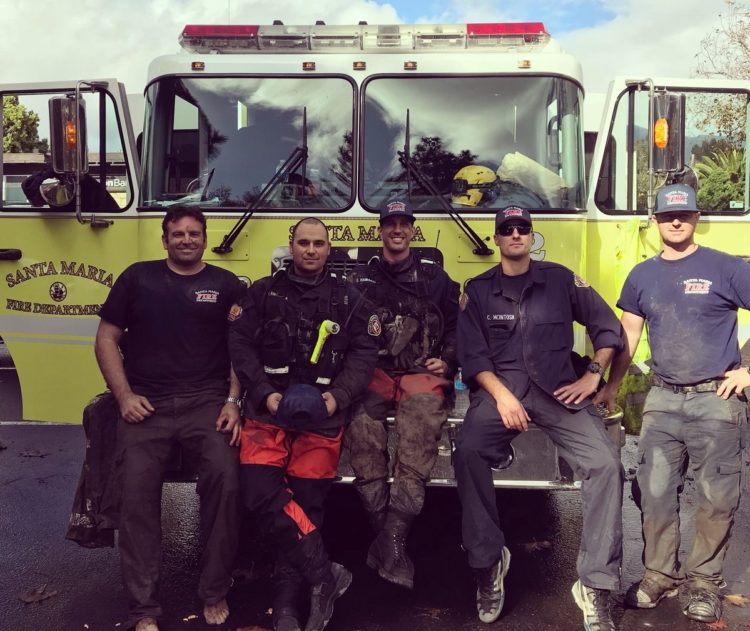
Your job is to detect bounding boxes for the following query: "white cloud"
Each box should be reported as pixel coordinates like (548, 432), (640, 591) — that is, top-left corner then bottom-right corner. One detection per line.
(0, 0), (728, 95)
(0, 0), (401, 92)
(550, 1), (724, 93)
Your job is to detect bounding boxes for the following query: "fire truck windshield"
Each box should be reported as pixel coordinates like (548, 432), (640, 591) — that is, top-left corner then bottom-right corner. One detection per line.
(362, 75), (585, 212)
(140, 76), (354, 209)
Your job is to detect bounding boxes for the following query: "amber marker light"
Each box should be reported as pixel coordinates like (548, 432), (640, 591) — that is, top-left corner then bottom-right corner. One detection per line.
(191, 61), (205, 71)
(303, 61), (316, 71)
(654, 117), (669, 149)
(353, 61), (366, 70)
(65, 120), (77, 148)
(404, 61), (417, 70)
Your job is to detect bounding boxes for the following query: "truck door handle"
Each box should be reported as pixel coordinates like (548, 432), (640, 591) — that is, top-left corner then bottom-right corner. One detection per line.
(0, 249), (22, 261)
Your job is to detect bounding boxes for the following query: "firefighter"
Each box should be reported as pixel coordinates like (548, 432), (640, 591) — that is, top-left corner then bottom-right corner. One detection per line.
(94, 206), (244, 631)
(345, 199), (459, 589)
(455, 206), (625, 629)
(229, 217), (378, 631)
(596, 184), (750, 624)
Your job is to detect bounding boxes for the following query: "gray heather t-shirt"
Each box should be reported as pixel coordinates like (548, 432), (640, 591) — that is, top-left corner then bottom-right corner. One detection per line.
(618, 246), (750, 384)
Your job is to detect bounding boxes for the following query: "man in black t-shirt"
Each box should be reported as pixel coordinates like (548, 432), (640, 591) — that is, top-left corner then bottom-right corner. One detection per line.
(95, 206), (244, 631)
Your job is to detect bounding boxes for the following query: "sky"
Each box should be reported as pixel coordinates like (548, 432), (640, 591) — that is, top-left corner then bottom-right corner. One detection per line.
(0, 0), (732, 94)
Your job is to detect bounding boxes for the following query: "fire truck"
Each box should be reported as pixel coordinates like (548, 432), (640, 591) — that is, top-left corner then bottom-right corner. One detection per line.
(1, 21), (748, 487)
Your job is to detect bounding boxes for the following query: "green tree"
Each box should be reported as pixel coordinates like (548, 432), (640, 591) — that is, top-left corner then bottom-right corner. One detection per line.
(694, 149), (745, 210)
(2, 95), (44, 153)
(692, 1), (750, 144)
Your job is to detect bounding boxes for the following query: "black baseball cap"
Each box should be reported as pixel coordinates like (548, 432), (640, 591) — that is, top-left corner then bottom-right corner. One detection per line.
(379, 199), (415, 224)
(276, 383), (329, 430)
(495, 205), (532, 232)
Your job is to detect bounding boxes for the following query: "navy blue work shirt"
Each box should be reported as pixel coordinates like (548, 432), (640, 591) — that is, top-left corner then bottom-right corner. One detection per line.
(457, 261), (623, 409)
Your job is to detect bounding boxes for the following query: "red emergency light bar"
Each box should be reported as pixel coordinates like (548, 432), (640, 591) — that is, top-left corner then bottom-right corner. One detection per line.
(182, 24), (259, 38)
(178, 22), (550, 54)
(467, 22), (547, 35)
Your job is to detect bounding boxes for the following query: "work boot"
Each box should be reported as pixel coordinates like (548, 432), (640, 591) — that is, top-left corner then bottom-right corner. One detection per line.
(273, 607), (302, 631)
(682, 587), (722, 623)
(624, 576), (678, 608)
(473, 546), (511, 624)
(365, 508), (387, 533)
(272, 559), (303, 631)
(284, 530), (352, 631)
(304, 562), (353, 631)
(366, 510), (415, 589)
(571, 579), (616, 631)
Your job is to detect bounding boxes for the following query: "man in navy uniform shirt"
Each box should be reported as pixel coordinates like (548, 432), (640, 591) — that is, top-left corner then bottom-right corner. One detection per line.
(455, 206), (624, 630)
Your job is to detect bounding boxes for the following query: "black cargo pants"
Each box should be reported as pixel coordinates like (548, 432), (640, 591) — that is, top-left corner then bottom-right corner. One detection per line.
(115, 391), (239, 625)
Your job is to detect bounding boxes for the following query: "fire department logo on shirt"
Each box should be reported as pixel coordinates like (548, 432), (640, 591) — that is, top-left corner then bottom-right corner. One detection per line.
(574, 275), (590, 288)
(368, 314), (382, 336)
(195, 289), (219, 303)
(227, 303), (243, 321)
(683, 278), (712, 295)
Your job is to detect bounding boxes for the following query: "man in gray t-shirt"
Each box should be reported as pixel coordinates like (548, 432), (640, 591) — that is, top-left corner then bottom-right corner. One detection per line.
(597, 184), (750, 625)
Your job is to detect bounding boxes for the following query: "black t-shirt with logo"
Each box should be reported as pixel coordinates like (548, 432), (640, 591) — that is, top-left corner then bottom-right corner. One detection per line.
(99, 260), (244, 396)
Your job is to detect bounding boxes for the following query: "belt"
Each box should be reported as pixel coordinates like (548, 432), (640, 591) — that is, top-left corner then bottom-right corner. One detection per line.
(650, 374), (722, 394)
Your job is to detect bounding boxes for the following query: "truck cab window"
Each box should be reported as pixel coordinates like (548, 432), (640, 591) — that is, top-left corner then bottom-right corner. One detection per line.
(140, 76), (355, 211)
(596, 88), (749, 215)
(361, 76), (586, 214)
(0, 91), (132, 212)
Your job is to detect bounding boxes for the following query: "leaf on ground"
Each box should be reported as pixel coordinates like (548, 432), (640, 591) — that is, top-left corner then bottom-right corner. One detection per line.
(18, 583), (59, 603)
(19, 450), (50, 458)
(414, 607), (444, 620)
(725, 593), (749, 607)
(522, 540), (553, 553)
(182, 613), (199, 621)
(706, 618), (729, 629)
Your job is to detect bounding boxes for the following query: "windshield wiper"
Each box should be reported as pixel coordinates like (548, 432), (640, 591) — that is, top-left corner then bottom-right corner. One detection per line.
(213, 109), (309, 254)
(398, 109), (493, 256)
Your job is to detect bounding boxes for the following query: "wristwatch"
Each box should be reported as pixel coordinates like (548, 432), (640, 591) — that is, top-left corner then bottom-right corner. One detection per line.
(225, 396), (242, 406)
(587, 362), (604, 376)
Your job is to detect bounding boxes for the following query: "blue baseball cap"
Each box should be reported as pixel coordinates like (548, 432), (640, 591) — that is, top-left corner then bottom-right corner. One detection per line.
(379, 199), (415, 224)
(655, 184), (698, 214)
(276, 383), (329, 430)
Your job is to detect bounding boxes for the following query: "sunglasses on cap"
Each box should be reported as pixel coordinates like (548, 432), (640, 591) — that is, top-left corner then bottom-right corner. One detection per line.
(496, 223), (532, 236)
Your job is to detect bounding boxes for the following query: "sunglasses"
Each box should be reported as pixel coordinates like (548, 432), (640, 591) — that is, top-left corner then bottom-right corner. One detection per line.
(496, 223), (532, 236)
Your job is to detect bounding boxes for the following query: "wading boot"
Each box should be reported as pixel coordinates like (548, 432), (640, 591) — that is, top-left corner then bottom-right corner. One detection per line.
(366, 510), (415, 589)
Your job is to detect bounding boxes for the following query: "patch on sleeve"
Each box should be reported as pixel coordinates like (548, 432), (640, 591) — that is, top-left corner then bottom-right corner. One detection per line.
(227, 304), (243, 322)
(573, 275), (590, 288)
(367, 314), (382, 337)
(459, 292), (469, 311)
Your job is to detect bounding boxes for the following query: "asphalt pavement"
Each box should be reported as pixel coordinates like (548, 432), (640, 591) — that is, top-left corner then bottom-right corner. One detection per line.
(1, 423), (750, 631)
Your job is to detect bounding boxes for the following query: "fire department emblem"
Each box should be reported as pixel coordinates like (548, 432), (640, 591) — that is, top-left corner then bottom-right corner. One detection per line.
(664, 191), (689, 207)
(574, 275), (590, 288)
(368, 314), (382, 336)
(49, 282), (67, 302)
(227, 304), (243, 322)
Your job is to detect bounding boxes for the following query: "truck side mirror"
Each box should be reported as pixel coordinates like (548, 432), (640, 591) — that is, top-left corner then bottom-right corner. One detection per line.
(49, 95), (89, 175)
(652, 91), (685, 174)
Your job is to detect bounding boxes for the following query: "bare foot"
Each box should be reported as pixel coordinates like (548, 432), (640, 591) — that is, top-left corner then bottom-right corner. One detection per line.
(135, 617), (159, 631)
(204, 598), (229, 625)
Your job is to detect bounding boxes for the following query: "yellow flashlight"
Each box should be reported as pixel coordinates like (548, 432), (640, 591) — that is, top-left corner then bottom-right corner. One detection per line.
(310, 320), (340, 364)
